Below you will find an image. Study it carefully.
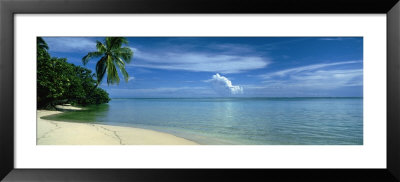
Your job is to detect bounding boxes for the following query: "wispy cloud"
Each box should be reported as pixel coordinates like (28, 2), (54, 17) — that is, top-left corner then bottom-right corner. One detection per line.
(129, 87), (205, 93)
(319, 38), (355, 41)
(288, 69), (362, 88)
(260, 60), (362, 79)
(105, 86), (216, 97)
(205, 73), (243, 95)
(128, 77), (135, 81)
(44, 38), (271, 74)
(43, 37), (96, 53)
(241, 68), (362, 97)
(207, 43), (255, 54)
(130, 48), (270, 74)
(255, 61), (363, 93)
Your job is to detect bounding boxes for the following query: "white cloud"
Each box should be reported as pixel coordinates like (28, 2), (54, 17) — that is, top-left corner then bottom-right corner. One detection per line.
(43, 37), (96, 52)
(105, 86), (216, 97)
(289, 69), (363, 88)
(131, 87), (205, 93)
(319, 38), (345, 41)
(319, 37), (356, 41)
(239, 60), (364, 96)
(130, 48), (270, 74)
(206, 73), (243, 95)
(257, 61), (363, 92)
(260, 60), (362, 79)
(128, 77), (135, 81)
(241, 68), (363, 97)
(207, 43), (254, 53)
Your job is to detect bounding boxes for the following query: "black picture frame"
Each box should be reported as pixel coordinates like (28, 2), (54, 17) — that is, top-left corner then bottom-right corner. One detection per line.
(1, 0), (399, 181)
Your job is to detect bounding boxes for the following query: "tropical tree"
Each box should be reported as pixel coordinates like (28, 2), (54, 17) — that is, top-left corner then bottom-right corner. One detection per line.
(82, 37), (133, 87)
(37, 37), (50, 59)
(37, 37), (110, 109)
(37, 37), (49, 49)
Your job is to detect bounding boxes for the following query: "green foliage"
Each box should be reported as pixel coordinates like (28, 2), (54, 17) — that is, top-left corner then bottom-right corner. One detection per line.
(83, 88), (111, 105)
(37, 37), (110, 109)
(37, 37), (49, 59)
(82, 37), (133, 85)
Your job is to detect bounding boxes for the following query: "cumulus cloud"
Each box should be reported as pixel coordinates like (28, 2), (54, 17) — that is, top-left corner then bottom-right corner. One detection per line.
(207, 73), (243, 95)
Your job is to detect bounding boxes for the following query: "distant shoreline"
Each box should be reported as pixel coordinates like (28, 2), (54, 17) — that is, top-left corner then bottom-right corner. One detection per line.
(37, 109), (198, 145)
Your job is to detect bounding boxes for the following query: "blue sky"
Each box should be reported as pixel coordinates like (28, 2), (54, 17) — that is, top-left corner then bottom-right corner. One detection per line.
(43, 37), (363, 98)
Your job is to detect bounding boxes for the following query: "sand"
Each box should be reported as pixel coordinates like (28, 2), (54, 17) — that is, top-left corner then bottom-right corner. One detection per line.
(37, 110), (198, 145)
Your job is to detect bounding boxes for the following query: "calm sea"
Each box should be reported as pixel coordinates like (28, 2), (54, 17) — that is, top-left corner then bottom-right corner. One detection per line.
(43, 98), (363, 145)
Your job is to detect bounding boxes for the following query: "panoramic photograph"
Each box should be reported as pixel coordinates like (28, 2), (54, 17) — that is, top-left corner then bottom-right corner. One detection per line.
(37, 37), (363, 145)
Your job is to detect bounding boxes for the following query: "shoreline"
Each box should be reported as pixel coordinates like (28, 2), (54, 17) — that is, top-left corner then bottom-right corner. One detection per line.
(37, 109), (198, 145)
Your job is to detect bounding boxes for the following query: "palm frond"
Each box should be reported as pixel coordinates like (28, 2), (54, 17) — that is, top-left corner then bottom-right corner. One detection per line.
(95, 56), (107, 84)
(82, 51), (103, 65)
(37, 37), (49, 50)
(114, 47), (133, 63)
(105, 38), (112, 50)
(114, 57), (129, 82)
(96, 41), (107, 53)
(107, 37), (129, 51)
(106, 55), (120, 85)
(113, 55), (125, 67)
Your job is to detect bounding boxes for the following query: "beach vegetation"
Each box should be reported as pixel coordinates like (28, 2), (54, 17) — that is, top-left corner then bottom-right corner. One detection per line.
(37, 37), (110, 109)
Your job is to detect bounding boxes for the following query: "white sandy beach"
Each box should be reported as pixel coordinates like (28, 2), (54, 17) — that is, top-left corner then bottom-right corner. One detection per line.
(37, 110), (198, 145)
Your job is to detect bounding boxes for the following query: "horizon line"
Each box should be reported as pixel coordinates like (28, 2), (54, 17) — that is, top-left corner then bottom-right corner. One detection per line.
(110, 96), (364, 99)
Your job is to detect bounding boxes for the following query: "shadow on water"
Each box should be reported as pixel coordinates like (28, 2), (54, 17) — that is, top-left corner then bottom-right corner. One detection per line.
(41, 104), (110, 123)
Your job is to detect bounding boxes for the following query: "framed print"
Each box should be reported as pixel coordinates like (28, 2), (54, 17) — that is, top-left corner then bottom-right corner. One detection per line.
(1, 0), (400, 181)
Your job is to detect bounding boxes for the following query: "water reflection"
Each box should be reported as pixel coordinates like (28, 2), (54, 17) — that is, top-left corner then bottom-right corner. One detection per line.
(42, 104), (110, 122)
(41, 98), (363, 145)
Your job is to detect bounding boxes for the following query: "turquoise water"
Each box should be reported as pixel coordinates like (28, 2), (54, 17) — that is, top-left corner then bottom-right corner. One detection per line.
(44, 98), (363, 145)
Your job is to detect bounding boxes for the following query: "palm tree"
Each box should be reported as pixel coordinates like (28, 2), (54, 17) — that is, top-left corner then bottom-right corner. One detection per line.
(82, 37), (133, 87)
(37, 37), (49, 51)
(37, 37), (49, 58)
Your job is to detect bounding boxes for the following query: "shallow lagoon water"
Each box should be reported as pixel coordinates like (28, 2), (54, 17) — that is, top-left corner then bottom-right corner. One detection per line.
(43, 98), (363, 145)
